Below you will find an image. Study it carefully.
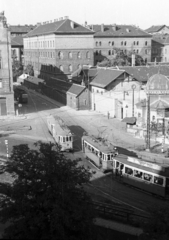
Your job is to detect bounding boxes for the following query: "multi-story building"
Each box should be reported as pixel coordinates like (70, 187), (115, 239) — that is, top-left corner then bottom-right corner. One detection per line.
(87, 24), (152, 65)
(23, 17), (94, 81)
(0, 12), (14, 115)
(151, 35), (164, 62)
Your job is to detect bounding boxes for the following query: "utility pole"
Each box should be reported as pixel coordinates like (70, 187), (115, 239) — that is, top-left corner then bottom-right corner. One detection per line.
(146, 93), (150, 150)
(88, 69), (90, 110)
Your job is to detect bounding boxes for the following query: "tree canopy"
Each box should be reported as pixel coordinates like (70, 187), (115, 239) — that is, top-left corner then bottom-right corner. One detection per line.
(98, 48), (145, 67)
(24, 64), (34, 76)
(0, 141), (96, 239)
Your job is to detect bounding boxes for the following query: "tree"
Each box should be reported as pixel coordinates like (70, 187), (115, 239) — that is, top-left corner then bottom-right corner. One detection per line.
(24, 64), (34, 76)
(139, 204), (169, 240)
(98, 48), (145, 67)
(12, 60), (23, 82)
(0, 142), (96, 239)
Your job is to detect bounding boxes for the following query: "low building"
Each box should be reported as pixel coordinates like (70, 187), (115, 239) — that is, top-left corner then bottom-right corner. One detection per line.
(66, 84), (89, 110)
(145, 25), (169, 35)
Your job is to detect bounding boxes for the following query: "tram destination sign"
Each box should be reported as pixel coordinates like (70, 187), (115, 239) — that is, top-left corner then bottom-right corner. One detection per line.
(146, 90), (169, 95)
(127, 157), (164, 172)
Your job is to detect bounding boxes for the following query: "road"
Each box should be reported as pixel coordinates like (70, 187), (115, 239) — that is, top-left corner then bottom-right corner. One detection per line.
(0, 89), (167, 214)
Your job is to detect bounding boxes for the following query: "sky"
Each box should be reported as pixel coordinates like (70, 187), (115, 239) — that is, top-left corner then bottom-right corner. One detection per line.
(1, 0), (169, 30)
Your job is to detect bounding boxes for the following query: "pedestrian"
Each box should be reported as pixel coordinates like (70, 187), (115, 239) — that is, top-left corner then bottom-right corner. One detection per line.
(107, 111), (110, 119)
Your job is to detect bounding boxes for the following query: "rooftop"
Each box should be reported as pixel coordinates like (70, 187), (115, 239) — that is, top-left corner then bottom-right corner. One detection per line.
(90, 68), (125, 88)
(145, 25), (167, 33)
(9, 25), (35, 33)
(11, 36), (23, 46)
(67, 84), (86, 96)
(25, 19), (94, 37)
(88, 24), (151, 38)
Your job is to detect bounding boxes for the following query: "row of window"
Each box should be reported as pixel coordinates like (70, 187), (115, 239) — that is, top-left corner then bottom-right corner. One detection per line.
(96, 49), (149, 56)
(24, 51), (91, 59)
(124, 166), (164, 186)
(58, 136), (72, 143)
(25, 40), (55, 49)
(24, 61), (83, 73)
(95, 41), (149, 47)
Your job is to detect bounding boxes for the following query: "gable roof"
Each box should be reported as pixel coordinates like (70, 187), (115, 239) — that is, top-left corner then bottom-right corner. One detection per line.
(11, 36), (23, 46)
(119, 66), (169, 82)
(25, 19), (94, 37)
(89, 24), (151, 38)
(67, 84), (86, 96)
(9, 25), (35, 33)
(90, 69), (125, 88)
(145, 25), (167, 33)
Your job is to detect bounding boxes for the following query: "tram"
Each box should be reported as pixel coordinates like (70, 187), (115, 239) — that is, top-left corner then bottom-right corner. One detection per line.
(112, 154), (169, 197)
(82, 134), (118, 172)
(47, 115), (73, 151)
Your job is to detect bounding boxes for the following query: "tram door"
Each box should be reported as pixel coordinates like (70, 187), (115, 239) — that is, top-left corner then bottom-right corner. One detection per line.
(166, 178), (169, 195)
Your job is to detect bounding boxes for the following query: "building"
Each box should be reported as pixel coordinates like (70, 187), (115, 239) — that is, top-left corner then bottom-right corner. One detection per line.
(11, 36), (24, 63)
(9, 25), (35, 37)
(66, 84), (89, 110)
(23, 17), (94, 81)
(0, 12), (14, 115)
(145, 25), (169, 35)
(151, 35), (165, 62)
(87, 24), (152, 65)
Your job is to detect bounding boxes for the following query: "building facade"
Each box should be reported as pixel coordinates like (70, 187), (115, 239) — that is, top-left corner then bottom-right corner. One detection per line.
(0, 12), (14, 115)
(88, 24), (152, 65)
(23, 17), (94, 81)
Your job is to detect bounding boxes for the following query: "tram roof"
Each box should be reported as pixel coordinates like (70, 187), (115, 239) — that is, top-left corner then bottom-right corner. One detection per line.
(115, 154), (169, 177)
(82, 135), (116, 154)
(47, 115), (71, 136)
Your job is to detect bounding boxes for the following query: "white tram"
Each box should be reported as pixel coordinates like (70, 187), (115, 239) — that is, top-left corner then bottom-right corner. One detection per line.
(112, 154), (169, 197)
(82, 135), (118, 172)
(47, 115), (73, 151)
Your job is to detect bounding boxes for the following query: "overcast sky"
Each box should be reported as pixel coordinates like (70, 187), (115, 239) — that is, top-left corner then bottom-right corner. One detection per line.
(1, 0), (169, 30)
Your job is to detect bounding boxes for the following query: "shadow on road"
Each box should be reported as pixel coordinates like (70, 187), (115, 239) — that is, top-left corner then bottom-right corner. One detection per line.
(69, 125), (86, 152)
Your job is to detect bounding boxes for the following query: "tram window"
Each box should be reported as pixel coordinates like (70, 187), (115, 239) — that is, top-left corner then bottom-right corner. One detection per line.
(69, 136), (72, 141)
(84, 142), (87, 148)
(116, 161), (120, 168)
(63, 137), (65, 142)
(88, 145), (91, 151)
(100, 152), (102, 158)
(107, 155), (111, 160)
(120, 164), (124, 170)
(143, 173), (152, 182)
(102, 154), (105, 160)
(154, 176), (164, 186)
(134, 170), (143, 179)
(125, 167), (133, 176)
(92, 147), (95, 153)
(66, 136), (69, 142)
(95, 150), (99, 156)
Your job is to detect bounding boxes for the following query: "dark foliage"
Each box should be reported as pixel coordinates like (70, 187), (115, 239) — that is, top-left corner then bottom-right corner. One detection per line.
(12, 60), (23, 81)
(0, 141), (96, 239)
(24, 64), (34, 76)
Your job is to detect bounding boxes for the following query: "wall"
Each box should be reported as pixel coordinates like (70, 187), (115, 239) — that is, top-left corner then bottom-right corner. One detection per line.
(0, 20), (14, 115)
(77, 88), (89, 110)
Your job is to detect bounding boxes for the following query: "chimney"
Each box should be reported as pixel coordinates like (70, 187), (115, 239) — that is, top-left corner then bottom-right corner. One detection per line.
(112, 24), (117, 31)
(64, 16), (69, 19)
(37, 22), (41, 27)
(101, 24), (104, 32)
(132, 54), (135, 67)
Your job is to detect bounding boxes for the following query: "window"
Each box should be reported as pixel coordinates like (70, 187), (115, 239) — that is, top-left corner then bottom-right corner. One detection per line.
(58, 51), (63, 59)
(154, 176), (163, 186)
(59, 65), (63, 71)
(99, 41), (101, 46)
(137, 41), (139, 45)
(77, 52), (81, 58)
(108, 50), (111, 55)
(108, 41), (111, 46)
(84, 99), (87, 105)
(68, 52), (72, 59)
(145, 49), (147, 54)
(68, 64), (72, 72)
(99, 50), (102, 55)
(124, 41), (127, 46)
(63, 137), (65, 142)
(143, 173), (152, 182)
(112, 50), (114, 55)
(53, 52), (55, 58)
(107, 155), (111, 160)
(86, 51), (90, 58)
(134, 170), (143, 179)
(121, 41), (123, 46)
(145, 41), (148, 46)
(95, 41), (98, 46)
(133, 41), (135, 45)
(96, 50), (98, 56)
(125, 167), (133, 176)
(0, 79), (2, 88)
(137, 49), (139, 53)
(112, 41), (114, 46)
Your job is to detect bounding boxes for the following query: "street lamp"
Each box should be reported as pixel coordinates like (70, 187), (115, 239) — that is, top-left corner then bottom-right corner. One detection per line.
(131, 84), (136, 117)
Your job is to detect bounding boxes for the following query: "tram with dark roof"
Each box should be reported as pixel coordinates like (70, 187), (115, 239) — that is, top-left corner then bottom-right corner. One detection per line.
(82, 135), (118, 172)
(112, 154), (169, 197)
